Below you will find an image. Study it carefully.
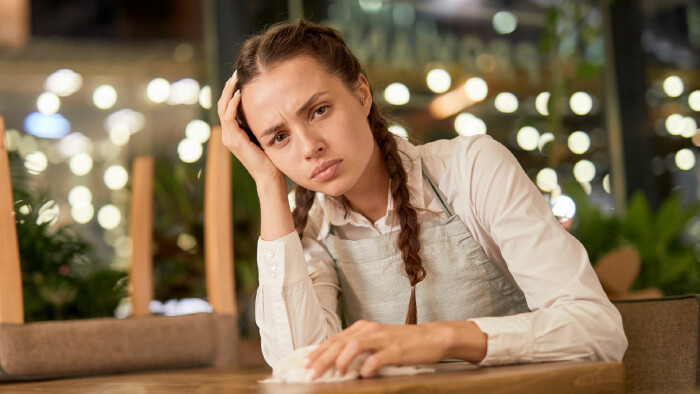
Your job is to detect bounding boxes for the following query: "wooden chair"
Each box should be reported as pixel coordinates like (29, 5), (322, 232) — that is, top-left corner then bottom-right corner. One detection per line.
(0, 116), (245, 381)
(613, 295), (699, 393)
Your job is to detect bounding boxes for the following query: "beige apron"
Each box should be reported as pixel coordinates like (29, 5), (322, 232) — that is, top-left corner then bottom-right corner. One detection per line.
(322, 161), (530, 325)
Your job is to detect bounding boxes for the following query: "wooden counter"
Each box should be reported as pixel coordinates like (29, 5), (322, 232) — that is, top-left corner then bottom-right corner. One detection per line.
(1, 360), (625, 393)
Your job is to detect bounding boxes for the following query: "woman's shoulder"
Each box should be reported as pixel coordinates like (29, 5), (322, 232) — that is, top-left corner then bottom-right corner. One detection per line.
(418, 134), (511, 171)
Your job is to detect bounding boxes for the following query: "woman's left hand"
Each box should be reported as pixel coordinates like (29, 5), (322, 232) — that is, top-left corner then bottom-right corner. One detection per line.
(302, 320), (456, 379)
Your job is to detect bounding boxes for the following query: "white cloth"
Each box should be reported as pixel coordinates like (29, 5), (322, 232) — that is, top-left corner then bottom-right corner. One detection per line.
(255, 134), (628, 368)
(261, 345), (435, 383)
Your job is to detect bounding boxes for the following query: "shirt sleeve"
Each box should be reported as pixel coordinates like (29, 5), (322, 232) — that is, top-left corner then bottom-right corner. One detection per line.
(449, 135), (628, 365)
(255, 210), (342, 368)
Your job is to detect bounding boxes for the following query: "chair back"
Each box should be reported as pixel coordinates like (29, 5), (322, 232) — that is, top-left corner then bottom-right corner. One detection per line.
(613, 295), (699, 393)
(0, 118), (240, 380)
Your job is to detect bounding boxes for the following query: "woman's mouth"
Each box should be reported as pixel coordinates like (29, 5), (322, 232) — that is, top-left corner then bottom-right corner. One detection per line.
(311, 159), (343, 182)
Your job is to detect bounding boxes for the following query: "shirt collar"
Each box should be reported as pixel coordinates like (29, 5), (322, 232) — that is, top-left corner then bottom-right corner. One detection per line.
(315, 135), (425, 238)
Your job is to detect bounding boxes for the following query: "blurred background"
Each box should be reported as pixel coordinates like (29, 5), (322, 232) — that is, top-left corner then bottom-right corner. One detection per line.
(1, 0), (698, 336)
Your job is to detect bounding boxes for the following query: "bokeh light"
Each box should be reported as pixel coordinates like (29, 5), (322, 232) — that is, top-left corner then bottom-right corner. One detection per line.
(603, 174), (611, 194)
(97, 204), (121, 230)
(24, 151), (48, 173)
(93, 85), (118, 109)
(199, 86), (212, 109)
(570, 92), (593, 115)
(535, 92), (550, 116)
(71, 202), (94, 224)
(464, 77), (488, 101)
(573, 160), (596, 182)
(675, 148), (696, 170)
(388, 124), (409, 140)
(454, 113), (486, 136)
(516, 126), (539, 151)
(536, 168), (557, 192)
(568, 131), (591, 154)
(492, 11), (517, 34)
(178, 138), (203, 163)
(36, 200), (59, 226)
(37, 92), (60, 115)
(146, 78), (171, 103)
(168, 78), (200, 105)
(104, 165), (129, 190)
(69, 152), (93, 176)
(45, 69), (83, 97)
(662, 75), (684, 97)
(68, 186), (92, 206)
(551, 195), (576, 219)
(426, 68), (451, 93)
(185, 120), (211, 143)
(24, 112), (71, 139)
(689, 90), (700, 111)
(494, 92), (518, 113)
(384, 82), (410, 105)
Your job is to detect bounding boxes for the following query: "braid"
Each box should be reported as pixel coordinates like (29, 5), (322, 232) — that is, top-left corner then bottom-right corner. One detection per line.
(369, 104), (425, 325)
(292, 185), (316, 239)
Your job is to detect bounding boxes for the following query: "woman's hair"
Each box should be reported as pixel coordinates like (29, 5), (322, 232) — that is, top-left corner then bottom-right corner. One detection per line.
(234, 20), (425, 325)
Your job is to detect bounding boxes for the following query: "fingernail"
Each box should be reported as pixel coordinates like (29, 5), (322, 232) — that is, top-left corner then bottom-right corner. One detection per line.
(305, 369), (316, 381)
(301, 357), (310, 368)
(233, 89), (240, 98)
(232, 70), (237, 78)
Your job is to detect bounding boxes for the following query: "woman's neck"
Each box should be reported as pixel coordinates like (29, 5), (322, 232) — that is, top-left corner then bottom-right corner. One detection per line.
(342, 142), (390, 223)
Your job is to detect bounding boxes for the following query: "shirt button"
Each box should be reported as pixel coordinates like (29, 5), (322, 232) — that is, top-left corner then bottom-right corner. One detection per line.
(269, 263), (277, 272)
(267, 250), (275, 257)
(271, 272), (277, 279)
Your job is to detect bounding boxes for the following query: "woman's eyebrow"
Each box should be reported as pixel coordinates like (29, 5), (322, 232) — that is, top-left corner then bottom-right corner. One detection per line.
(295, 91), (328, 117)
(260, 91), (329, 139)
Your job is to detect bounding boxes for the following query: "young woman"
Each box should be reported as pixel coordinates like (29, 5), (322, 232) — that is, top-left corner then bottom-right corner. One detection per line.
(217, 20), (627, 380)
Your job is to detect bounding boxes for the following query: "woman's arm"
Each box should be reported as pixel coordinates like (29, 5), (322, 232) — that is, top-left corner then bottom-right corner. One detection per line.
(218, 72), (342, 367)
(447, 135), (627, 365)
(255, 225), (343, 367)
(304, 135), (627, 378)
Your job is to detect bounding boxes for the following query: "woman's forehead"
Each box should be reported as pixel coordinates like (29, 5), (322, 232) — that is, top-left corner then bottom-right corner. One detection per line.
(242, 57), (346, 110)
(240, 57), (346, 132)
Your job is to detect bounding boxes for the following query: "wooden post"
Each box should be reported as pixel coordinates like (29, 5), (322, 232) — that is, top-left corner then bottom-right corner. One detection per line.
(204, 126), (236, 314)
(128, 157), (154, 316)
(0, 116), (24, 323)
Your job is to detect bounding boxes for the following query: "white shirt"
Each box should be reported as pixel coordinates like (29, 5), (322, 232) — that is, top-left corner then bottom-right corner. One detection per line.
(255, 134), (628, 368)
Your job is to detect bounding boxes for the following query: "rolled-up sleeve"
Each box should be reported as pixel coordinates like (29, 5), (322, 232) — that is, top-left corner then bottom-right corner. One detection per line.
(442, 135), (627, 365)
(255, 221), (342, 367)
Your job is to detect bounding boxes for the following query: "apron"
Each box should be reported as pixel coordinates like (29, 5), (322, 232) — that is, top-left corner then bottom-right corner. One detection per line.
(322, 161), (530, 325)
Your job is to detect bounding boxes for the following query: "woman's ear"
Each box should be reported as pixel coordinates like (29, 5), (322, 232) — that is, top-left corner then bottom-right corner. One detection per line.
(356, 73), (372, 116)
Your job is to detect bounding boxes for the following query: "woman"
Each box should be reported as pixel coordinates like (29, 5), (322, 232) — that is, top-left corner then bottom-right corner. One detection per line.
(217, 20), (627, 380)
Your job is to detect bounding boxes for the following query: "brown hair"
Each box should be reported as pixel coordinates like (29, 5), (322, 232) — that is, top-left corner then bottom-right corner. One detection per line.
(234, 20), (425, 325)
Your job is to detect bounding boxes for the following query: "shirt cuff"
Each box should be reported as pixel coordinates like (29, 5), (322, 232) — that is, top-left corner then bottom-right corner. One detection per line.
(470, 315), (534, 366)
(257, 230), (309, 287)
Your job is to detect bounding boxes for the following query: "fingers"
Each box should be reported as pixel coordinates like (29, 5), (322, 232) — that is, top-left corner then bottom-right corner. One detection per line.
(305, 320), (366, 366)
(333, 338), (363, 375)
(359, 348), (396, 378)
(304, 321), (382, 380)
(220, 90), (242, 150)
(217, 70), (238, 119)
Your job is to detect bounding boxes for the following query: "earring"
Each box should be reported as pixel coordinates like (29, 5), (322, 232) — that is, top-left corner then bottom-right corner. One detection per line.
(360, 96), (365, 105)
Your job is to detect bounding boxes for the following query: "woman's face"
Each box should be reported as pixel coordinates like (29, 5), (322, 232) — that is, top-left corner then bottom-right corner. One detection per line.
(240, 56), (375, 197)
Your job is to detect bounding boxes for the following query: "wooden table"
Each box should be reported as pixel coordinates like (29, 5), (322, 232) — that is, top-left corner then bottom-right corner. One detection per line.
(0, 361), (625, 393)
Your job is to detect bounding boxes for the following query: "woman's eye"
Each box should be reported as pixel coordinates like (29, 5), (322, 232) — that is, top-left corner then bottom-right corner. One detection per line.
(273, 134), (288, 144)
(314, 105), (328, 117)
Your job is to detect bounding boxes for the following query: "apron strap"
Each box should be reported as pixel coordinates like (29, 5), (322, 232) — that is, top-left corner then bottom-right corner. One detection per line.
(421, 160), (456, 217)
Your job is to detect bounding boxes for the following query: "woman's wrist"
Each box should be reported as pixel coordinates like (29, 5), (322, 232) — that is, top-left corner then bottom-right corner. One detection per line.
(428, 321), (488, 363)
(256, 174), (295, 241)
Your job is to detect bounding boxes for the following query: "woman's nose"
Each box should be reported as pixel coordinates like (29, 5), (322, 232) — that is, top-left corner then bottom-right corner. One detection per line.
(299, 129), (325, 159)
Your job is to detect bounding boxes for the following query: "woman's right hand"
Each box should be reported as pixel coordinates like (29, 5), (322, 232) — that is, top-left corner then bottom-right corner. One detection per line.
(217, 71), (284, 186)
